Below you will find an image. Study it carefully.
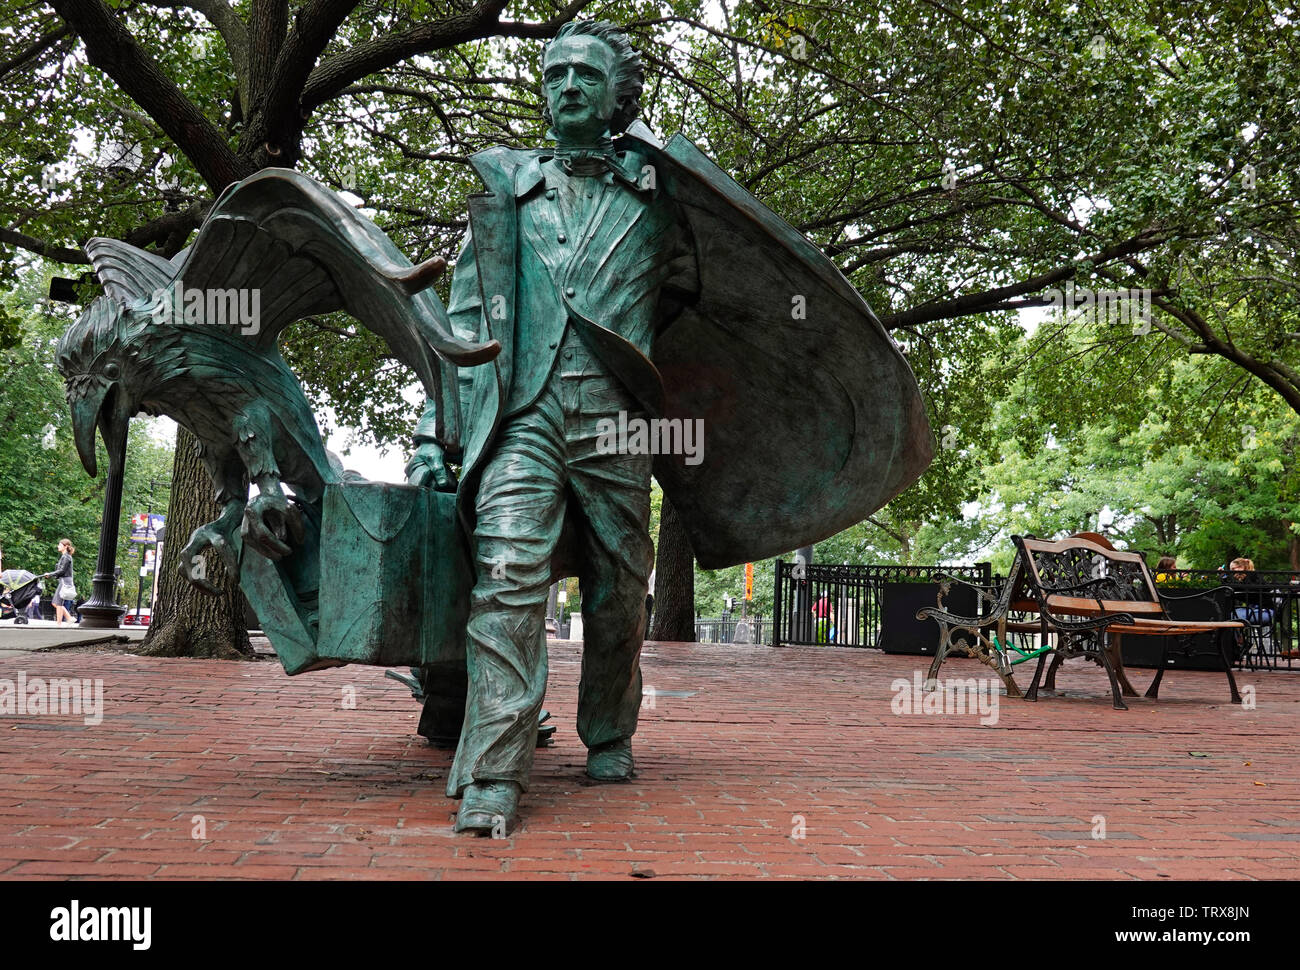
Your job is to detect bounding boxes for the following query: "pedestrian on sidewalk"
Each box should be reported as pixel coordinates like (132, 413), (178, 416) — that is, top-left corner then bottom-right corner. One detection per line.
(813, 593), (831, 643)
(43, 539), (77, 626)
(645, 569), (656, 633)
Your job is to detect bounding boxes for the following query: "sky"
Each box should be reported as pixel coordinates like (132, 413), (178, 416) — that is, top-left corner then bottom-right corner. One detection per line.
(144, 408), (413, 484)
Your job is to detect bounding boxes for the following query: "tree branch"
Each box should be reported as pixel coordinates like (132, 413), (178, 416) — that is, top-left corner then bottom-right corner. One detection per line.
(1151, 294), (1300, 415)
(300, 0), (525, 114)
(2, 198), (207, 265)
(0, 22), (70, 82)
(48, 0), (251, 192)
(248, 0), (287, 112)
(0, 227), (88, 264)
(122, 200), (209, 254)
(495, 0), (597, 39)
(880, 228), (1171, 330)
(866, 515), (910, 547)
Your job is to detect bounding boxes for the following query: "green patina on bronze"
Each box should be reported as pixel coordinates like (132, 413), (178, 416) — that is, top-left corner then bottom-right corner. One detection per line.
(56, 19), (933, 835)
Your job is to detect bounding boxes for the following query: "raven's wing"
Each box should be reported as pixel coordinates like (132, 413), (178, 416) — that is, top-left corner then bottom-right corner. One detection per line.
(169, 168), (498, 451)
(84, 238), (175, 302)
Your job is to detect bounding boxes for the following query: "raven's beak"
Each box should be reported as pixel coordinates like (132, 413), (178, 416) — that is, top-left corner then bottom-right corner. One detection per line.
(71, 381), (130, 478)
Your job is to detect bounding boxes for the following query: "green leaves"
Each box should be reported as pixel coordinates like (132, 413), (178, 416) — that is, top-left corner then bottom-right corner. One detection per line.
(9, 0), (1299, 583)
(963, 321), (1299, 569)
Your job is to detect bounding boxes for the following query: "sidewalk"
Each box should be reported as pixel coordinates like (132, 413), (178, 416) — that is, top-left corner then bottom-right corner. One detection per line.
(1, 640), (1297, 880)
(0, 622), (145, 660)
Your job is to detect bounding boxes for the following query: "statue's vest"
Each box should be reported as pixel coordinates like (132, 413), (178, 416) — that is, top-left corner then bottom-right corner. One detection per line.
(436, 143), (694, 539)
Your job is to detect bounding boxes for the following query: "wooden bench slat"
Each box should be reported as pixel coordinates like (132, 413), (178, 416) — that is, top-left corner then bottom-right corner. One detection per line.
(1045, 595), (1164, 615)
(1107, 619), (1244, 635)
(1003, 621), (1042, 633)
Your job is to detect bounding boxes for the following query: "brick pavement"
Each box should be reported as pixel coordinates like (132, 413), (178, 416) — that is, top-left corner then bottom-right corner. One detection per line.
(1, 641), (1297, 880)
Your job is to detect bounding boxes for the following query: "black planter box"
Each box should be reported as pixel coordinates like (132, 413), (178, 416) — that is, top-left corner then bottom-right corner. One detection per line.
(879, 581), (979, 655)
(1120, 587), (1237, 671)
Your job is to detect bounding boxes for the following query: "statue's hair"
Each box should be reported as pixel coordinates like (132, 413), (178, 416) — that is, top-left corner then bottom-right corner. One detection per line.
(540, 20), (644, 135)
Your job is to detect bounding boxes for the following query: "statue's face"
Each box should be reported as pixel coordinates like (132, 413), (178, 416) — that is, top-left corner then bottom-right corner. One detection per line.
(543, 35), (618, 143)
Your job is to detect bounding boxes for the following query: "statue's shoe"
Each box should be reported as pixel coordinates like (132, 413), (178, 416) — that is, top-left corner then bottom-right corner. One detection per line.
(586, 739), (635, 781)
(454, 781), (521, 835)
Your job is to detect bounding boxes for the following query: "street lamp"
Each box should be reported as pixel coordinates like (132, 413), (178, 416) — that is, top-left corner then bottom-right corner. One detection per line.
(794, 544), (813, 641)
(47, 280), (125, 628)
(545, 582), (558, 636)
(77, 443), (127, 629)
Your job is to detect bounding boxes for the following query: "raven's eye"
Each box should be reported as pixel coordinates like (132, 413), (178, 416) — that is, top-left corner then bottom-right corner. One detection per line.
(104, 362), (121, 380)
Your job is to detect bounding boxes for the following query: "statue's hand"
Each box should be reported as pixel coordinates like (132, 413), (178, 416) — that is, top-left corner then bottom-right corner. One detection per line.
(242, 491), (305, 560)
(405, 440), (458, 492)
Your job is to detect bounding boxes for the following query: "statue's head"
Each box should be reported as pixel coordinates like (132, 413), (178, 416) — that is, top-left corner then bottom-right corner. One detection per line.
(56, 238), (176, 478)
(56, 295), (149, 478)
(541, 20), (644, 143)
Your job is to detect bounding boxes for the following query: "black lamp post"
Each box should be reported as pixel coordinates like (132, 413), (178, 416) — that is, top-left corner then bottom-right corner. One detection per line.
(793, 544), (813, 641)
(77, 447), (127, 628)
(49, 274), (126, 628)
(545, 582), (559, 636)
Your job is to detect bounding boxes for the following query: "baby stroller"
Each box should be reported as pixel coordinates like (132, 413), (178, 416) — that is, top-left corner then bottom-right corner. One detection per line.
(1, 570), (42, 625)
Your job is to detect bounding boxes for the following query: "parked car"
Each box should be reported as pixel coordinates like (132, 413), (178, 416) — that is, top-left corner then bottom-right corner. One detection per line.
(123, 608), (152, 626)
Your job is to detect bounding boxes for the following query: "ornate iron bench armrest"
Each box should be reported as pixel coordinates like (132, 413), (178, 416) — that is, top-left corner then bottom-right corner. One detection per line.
(916, 572), (1004, 624)
(917, 570), (1029, 701)
(916, 604), (994, 625)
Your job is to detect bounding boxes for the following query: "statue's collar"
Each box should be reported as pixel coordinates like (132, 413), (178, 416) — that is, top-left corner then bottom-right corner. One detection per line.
(513, 143), (648, 198)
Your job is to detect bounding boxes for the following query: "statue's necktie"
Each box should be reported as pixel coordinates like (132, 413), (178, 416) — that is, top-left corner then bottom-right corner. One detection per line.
(546, 139), (639, 189)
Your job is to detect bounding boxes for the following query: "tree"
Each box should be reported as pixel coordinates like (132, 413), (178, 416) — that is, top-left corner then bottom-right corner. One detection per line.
(637, 0), (1299, 581)
(648, 493), (695, 640)
(961, 321), (1300, 573)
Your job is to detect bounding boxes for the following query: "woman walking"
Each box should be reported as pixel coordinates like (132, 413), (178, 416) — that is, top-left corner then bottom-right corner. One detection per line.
(46, 539), (77, 626)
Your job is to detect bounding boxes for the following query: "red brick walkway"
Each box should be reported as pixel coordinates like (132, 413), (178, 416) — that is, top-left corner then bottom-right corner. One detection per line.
(1, 642), (1297, 879)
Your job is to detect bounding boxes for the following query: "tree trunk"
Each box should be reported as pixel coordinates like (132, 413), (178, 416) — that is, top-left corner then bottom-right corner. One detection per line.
(138, 426), (252, 659)
(648, 494), (696, 642)
(1160, 514), (1176, 550)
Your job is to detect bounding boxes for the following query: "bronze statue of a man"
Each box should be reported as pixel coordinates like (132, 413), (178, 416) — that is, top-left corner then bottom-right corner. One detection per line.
(406, 20), (698, 833)
(57, 20), (934, 838)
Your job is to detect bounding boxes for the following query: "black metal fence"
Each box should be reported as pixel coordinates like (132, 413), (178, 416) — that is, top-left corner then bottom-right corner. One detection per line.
(1151, 570), (1300, 670)
(694, 614), (774, 645)
(773, 561), (993, 648)
(768, 560), (1299, 668)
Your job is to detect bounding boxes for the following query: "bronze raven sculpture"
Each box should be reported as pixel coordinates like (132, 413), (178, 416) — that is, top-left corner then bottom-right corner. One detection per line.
(56, 170), (498, 596)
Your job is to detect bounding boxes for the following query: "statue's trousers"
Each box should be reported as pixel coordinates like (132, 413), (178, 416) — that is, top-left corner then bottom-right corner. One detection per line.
(447, 328), (654, 797)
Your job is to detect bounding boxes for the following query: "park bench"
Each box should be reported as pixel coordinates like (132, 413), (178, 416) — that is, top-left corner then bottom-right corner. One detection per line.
(918, 534), (1244, 710)
(916, 553), (1041, 698)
